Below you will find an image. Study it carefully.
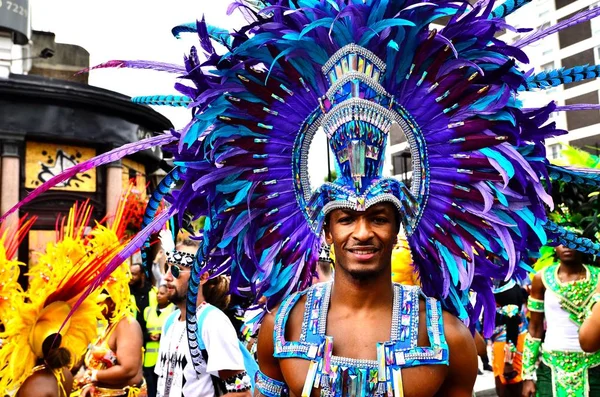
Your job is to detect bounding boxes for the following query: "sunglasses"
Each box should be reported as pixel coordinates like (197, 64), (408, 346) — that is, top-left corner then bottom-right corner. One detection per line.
(167, 263), (191, 279)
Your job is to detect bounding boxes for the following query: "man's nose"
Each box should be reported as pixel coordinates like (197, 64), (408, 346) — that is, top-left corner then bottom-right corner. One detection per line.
(352, 217), (373, 240)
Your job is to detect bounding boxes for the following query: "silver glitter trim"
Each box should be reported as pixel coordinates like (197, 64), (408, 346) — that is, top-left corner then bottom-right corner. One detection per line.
(321, 99), (396, 138)
(322, 43), (387, 75)
(325, 72), (389, 100)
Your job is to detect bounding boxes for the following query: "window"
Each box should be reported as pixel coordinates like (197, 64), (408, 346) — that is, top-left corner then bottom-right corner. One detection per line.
(538, 10), (550, 19)
(549, 143), (563, 160)
(541, 61), (555, 71)
(542, 48), (554, 56)
(392, 152), (412, 185)
(562, 49), (595, 89)
(538, 22), (551, 31)
(558, 10), (592, 49)
(565, 91), (600, 130)
(555, 0), (577, 10)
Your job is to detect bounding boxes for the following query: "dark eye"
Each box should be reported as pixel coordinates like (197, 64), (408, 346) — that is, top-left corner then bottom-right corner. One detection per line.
(338, 216), (353, 224)
(373, 217), (389, 224)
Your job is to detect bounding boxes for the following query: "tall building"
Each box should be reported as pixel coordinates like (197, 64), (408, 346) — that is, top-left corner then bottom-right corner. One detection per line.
(509, 0), (600, 161)
(387, 0), (600, 182)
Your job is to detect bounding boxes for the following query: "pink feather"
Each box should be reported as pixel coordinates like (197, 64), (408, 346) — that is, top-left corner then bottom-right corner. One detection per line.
(0, 134), (176, 223)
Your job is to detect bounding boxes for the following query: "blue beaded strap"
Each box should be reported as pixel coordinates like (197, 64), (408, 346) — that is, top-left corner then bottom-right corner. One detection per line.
(418, 296), (449, 365)
(256, 370), (289, 397)
(273, 282), (449, 366)
(273, 283), (327, 359)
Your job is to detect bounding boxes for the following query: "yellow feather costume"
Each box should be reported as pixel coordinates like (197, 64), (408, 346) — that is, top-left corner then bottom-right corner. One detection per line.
(0, 196), (134, 394)
(392, 236), (419, 286)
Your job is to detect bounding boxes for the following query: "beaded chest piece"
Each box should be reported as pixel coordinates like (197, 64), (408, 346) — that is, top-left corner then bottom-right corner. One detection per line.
(542, 264), (600, 326)
(271, 282), (448, 396)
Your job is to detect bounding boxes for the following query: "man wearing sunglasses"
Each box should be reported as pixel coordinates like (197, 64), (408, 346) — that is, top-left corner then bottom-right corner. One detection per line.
(155, 238), (252, 397)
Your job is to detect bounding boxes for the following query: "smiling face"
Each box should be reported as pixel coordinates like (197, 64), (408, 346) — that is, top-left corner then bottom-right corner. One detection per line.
(324, 202), (398, 281)
(555, 244), (582, 266)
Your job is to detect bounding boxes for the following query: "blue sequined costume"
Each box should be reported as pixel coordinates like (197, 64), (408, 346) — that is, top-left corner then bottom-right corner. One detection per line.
(256, 282), (448, 396)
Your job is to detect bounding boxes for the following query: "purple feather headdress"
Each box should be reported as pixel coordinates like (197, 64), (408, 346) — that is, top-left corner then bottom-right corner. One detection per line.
(6, 1), (600, 367)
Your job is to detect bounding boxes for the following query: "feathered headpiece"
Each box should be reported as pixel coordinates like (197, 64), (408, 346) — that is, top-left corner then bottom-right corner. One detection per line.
(0, 195), (136, 392)
(5, 1), (600, 368)
(0, 216), (36, 325)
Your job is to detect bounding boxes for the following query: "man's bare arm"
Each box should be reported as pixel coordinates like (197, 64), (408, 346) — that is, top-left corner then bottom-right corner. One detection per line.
(527, 273), (545, 339)
(437, 311), (478, 397)
(579, 284), (600, 352)
(254, 310), (286, 396)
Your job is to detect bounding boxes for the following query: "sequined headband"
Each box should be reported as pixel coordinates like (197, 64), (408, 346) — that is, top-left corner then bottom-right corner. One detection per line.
(166, 250), (195, 268)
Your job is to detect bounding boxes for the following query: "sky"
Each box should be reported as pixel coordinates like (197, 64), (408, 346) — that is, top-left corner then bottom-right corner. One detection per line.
(30, 0), (331, 186)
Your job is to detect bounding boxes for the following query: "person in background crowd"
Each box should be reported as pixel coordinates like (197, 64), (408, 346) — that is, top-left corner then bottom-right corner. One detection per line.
(142, 285), (175, 397)
(74, 260), (146, 397)
(129, 262), (157, 363)
(150, 249), (167, 288)
(155, 237), (253, 397)
(491, 279), (527, 397)
(522, 245), (600, 397)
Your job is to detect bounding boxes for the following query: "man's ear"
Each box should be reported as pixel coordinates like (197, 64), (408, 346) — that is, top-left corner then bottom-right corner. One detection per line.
(324, 223), (333, 245)
(199, 271), (209, 286)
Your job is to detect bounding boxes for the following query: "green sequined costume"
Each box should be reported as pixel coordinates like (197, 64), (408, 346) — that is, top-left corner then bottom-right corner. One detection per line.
(523, 264), (600, 397)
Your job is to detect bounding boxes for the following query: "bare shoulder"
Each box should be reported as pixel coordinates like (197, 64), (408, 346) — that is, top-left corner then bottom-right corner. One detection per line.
(442, 311), (476, 351)
(17, 370), (57, 397)
(530, 270), (546, 299)
(285, 292), (308, 341)
(118, 315), (142, 334)
(438, 311), (478, 396)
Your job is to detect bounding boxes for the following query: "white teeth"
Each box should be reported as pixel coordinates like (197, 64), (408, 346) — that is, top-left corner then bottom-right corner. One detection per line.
(353, 250), (375, 255)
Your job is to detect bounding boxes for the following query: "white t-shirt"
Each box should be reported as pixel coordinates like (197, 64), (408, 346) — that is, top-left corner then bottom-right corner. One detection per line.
(155, 304), (245, 397)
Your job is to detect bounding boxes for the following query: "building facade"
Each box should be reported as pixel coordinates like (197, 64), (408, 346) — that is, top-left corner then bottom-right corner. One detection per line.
(387, 0), (600, 180)
(0, 3), (173, 275)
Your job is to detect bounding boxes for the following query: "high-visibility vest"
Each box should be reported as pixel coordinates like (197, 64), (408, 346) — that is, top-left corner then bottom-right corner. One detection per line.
(143, 303), (175, 367)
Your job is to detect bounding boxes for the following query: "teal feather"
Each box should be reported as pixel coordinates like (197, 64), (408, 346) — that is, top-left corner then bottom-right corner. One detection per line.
(449, 288), (468, 320)
(480, 148), (516, 180)
(226, 183), (253, 207)
(358, 19), (416, 47)
(299, 18), (335, 38)
(367, 0), (390, 26)
(436, 241), (459, 286)
(487, 182), (509, 207)
(132, 95), (192, 107)
(515, 208), (547, 244)
(458, 221), (492, 251)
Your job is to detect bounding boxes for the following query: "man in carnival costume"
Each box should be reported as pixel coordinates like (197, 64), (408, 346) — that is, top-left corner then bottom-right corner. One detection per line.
(522, 241), (600, 397)
(6, 0), (600, 396)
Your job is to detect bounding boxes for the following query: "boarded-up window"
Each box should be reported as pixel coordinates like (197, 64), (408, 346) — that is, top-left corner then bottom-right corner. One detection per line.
(566, 91), (600, 131)
(555, 0), (577, 9)
(561, 49), (595, 89)
(558, 11), (591, 49)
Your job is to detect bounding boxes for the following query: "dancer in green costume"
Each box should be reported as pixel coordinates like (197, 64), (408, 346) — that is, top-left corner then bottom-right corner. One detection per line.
(522, 245), (600, 397)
